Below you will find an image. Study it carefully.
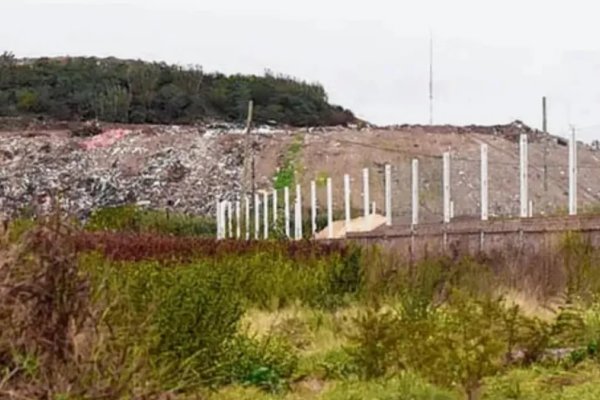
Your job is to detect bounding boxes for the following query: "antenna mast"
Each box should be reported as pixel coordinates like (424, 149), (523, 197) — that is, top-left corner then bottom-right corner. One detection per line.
(429, 30), (434, 125)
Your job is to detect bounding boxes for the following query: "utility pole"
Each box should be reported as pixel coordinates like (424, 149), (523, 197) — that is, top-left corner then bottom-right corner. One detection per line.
(542, 96), (548, 192)
(241, 101), (254, 213)
(429, 30), (434, 125)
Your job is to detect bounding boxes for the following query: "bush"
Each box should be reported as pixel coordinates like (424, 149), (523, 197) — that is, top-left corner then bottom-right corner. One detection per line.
(86, 205), (216, 237)
(223, 335), (298, 392)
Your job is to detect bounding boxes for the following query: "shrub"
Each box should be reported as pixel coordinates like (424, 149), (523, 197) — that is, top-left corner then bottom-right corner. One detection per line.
(223, 335), (298, 392)
(86, 205), (216, 237)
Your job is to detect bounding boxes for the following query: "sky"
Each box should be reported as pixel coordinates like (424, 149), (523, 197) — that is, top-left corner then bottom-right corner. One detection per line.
(2, 0), (600, 142)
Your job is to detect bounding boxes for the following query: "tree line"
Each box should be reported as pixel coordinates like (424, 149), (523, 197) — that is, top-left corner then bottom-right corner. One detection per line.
(0, 52), (355, 126)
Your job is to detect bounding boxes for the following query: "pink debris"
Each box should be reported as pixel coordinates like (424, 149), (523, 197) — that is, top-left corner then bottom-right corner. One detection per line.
(80, 129), (131, 150)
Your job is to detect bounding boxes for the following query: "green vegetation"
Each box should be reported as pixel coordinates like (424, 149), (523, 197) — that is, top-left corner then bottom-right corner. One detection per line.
(0, 52), (355, 126)
(85, 205), (216, 237)
(274, 134), (304, 190)
(2, 216), (600, 399)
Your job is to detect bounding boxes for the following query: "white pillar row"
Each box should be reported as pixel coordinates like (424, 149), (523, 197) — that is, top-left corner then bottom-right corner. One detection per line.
(569, 128), (578, 216)
(385, 164), (392, 226)
(296, 184), (303, 239)
(235, 200), (241, 239)
(443, 152), (451, 223)
(244, 195), (250, 240)
(327, 177), (333, 239)
(254, 193), (260, 240)
(412, 159), (419, 226)
(263, 191), (269, 239)
(481, 144), (489, 221)
(363, 168), (370, 231)
(227, 201), (233, 238)
(273, 189), (278, 225)
(311, 180), (317, 236)
(344, 174), (351, 229)
(519, 134), (529, 218)
(284, 186), (290, 238)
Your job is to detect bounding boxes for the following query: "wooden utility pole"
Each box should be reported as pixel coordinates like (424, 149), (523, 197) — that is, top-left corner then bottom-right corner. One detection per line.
(241, 100), (254, 214)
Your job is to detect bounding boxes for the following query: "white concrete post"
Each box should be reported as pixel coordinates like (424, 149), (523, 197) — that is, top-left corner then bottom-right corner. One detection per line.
(311, 180), (317, 235)
(385, 164), (392, 226)
(344, 174), (351, 229)
(412, 159), (419, 226)
(273, 189), (278, 225)
(216, 198), (221, 239)
(221, 201), (227, 239)
(372, 202), (376, 215)
(327, 177), (333, 239)
(450, 200), (455, 219)
(296, 184), (303, 239)
(227, 201), (233, 238)
(284, 186), (290, 238)
(293, 200), (297, 239)
(529, 200), (533, 218)
(263, 191), (269, 239)
(363, 168), (370, 219)
(443, 152), (451, 223)
(235, 200), (241, 239)
(363, 168), (370, 231)
(569, 128), (578, 215)
(481, 144), (488, 221)
(520, 134), (529, 218)
(254, 193), (260, 240)
(245, 195), (250, 240)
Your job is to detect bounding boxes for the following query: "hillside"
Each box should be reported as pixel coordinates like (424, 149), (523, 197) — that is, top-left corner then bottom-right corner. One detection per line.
(1, 120), (599, 221)
(0, 52), (355, 126)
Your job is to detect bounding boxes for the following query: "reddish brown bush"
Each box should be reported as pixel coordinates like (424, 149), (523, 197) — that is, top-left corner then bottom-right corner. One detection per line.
(72, 232), (349, 262)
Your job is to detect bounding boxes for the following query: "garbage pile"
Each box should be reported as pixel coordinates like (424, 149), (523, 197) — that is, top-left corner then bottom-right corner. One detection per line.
(0, 124), (257, 219)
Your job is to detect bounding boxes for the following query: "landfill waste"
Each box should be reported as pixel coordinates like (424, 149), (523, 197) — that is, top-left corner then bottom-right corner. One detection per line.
(0, 123), (268, 219)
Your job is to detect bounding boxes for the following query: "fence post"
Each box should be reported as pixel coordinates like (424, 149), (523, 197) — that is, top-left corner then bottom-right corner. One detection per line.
(296, 184), (303, 239)
(412, 159), (419, 226)
(569, 127), (578, 215)
(327, 177), (333, 239)
(385, 164), (392, 226)
(311, 180), (317, 236)
(221, 201), (227, 239)
(235, 200), (241, 239)
(284, 186), (290, 238)
(363, 168), (369, 230)
(216, 198), (221, 239)
(443, 152), (451, 223)
(273, 189), (278, 225)
(227, 201), (233, 238)
(254, 193), (260, 240)
(481, 144), (488, 221)
(520, 134), (528, 218)
(263, 191), (269, 239)
(344, 174), (351, 229)
(245, 195), (250, 240)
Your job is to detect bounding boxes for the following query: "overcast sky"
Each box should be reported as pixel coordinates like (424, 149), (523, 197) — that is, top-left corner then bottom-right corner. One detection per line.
(2, 0), (600, 142)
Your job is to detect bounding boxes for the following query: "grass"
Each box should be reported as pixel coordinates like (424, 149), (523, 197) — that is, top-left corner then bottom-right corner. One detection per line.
(3, 214), (600, 399)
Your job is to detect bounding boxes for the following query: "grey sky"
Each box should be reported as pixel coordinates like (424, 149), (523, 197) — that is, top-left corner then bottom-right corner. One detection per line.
(2, 0), (600, 141)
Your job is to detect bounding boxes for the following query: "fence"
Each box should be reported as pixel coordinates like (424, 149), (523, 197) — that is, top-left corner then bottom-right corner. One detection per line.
(216, 131), (585, 240)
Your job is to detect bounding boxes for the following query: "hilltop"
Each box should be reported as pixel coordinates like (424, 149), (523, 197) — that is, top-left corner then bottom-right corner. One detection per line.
(0, 52), (355, 127)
